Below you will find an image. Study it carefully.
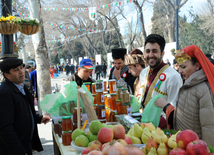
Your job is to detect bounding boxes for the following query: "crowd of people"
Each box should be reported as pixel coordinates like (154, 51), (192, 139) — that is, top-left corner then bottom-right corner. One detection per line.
(0, 33), (214, 154)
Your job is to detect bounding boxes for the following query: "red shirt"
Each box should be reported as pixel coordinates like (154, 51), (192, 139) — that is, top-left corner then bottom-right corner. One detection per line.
(142, 61), (167, 106)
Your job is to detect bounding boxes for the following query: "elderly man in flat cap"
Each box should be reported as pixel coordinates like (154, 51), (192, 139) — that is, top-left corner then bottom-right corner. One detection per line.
(140, 34), (183, 128)
(109, 48), (136, 94)
(0, 58), (50, 155)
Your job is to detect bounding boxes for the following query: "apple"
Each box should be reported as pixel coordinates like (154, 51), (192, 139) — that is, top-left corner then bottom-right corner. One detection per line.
(169, 148), (187, 155)
(89, 134), (98, 142)
(112, 125), (125, 139)
(89, 120), (103, 135)
(72, 128), (85, 141)
(124, 135), (133, 145)
(117, 139), (128, 146)
(97, 128), (114, 143)
(176, 129), (199, 149)
(75, 135), (89, 147)
(90, 140), (102, 151)
(81, 147), (90, 155)
(186, 140), (210, 155)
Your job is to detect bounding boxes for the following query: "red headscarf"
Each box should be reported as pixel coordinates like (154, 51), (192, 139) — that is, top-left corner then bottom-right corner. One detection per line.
(176, 45), (214, 97)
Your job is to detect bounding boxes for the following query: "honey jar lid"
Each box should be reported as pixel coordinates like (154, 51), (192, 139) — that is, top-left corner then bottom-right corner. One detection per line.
(121, 88), (128, 91)
(63, 130), (72, 133)
(97, 105), (105, 108)
(122, 102), (130, 106)
(58, 120), (62, 123)
(117, 86), (123, 88)
(92, 83), (96, 85)
(96, 80), (103, 82)
(116, 99), (121, 102)
(108, 79), (116, 81)
(62, 116), (71, 119)
(83, 82), (91, 84)
(110, 93), (116, 96)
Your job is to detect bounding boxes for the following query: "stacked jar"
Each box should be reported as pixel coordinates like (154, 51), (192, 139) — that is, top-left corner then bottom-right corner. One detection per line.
(92, 83), (96, 95)
(62, 116), (72, 146)
(83, 82), (91, 92)
(72, 107), (82, 131)
(108, 79), (117, 94)
(120, 88), (131, 116)
(116, 86), (123, 100)
(103, 81), (108, 92)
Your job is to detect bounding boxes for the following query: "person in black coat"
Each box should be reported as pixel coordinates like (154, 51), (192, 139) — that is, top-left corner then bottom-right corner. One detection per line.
(0, 58), (50, 155)
(95, 62), (102, 80)
(102, 62), (107, 78)
(109, 48), (136, 94)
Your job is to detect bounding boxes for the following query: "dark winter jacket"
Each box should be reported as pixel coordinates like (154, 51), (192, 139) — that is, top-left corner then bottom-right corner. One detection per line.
(0, 79), (43, 155)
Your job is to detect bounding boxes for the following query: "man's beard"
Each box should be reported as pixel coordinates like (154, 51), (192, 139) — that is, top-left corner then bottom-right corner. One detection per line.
(146, 57), (162, 68)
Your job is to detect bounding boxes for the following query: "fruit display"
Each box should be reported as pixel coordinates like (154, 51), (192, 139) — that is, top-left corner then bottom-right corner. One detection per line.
(125, 122), (211, 155)
(71, 120), (145, 155)
(71, 120), (212, 155)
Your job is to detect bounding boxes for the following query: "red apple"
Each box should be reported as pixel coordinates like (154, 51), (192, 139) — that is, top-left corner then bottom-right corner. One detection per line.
(124, 135), (133, 145)
(112, 125), (125, 139)
(117, 139), (128, 146)
(210, 153), (214, 155)
(90, 140), (102, 151)
(97, 128), (114, 143)
(81, 147), (90, 155)
(186, 140), (210, 155)
(169, 148), (187, 155)
(176, 129), (199, 149)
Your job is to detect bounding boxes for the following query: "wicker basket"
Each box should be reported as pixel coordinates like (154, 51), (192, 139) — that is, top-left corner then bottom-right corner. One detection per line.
(20, 24), (39, 35)
(0, 22), (20, 35)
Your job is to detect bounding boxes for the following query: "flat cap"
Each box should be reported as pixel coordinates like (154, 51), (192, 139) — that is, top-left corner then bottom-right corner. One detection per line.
(0, 58), (23, 72)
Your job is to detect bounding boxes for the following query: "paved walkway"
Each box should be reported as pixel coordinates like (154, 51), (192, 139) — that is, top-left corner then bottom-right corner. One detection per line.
(33, 71), (107, 154)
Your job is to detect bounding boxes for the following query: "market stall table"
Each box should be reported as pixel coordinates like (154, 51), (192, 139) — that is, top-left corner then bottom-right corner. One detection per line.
(52, 124), (76, 155)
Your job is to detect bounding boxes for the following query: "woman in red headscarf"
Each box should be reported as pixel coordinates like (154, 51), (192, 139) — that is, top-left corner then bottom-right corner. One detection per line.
(154, 45), (214, 147)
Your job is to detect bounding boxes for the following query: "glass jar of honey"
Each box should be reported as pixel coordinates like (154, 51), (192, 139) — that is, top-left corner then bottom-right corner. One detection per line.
(73, 107), (82, 123)
(83, 82), (91, 92)
(95, 80), (104, 92)
(73, 123), (77, 131)
(104, 95), (111, 108)
(116, 100), (123, 115)
(116, 86), (123, 100)
(92, 83), (96, 94)
(110, 110), (117, 122)
(108, 79), (116, 94)
(104, 81), (107, 92)
(62, 130), (72, 146)
(121, 88), (130, 103)
(110, 93), (117, 111)
(105, 107), (111, 122)
(62, 116), (72, 131)
(96, 92), (104, 105)
(97, 105), (106, 119)
(122, 103), (131, 116)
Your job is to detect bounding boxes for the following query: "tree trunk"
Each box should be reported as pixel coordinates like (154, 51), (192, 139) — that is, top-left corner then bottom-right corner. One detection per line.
(167, 24), (175, 42)
(28, 0), (52, 115)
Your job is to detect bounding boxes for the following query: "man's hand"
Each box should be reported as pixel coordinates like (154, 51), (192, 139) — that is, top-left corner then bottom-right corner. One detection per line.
(41, 115), (51, 124)
(113, 67), (121, 80)
(154, 98), (168, 108)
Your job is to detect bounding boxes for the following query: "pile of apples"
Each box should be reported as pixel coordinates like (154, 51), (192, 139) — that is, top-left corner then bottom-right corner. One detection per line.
(127, 122), (212, 155)
(72, 120), (145, 155)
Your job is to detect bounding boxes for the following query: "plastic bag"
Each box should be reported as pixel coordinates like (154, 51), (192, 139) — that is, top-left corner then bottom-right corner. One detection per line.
(130, 95), (141, 113)
(40, 81), (94, 116)
(141, 94), (163, 127)
(39, 92), (75, 116)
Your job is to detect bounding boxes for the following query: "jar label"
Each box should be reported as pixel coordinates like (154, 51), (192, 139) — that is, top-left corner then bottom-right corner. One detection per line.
(113, 85), (117, 91)
(101, 94), (104, 103)
(102, 109), (106, 117)
(127, 107), (131, 116)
